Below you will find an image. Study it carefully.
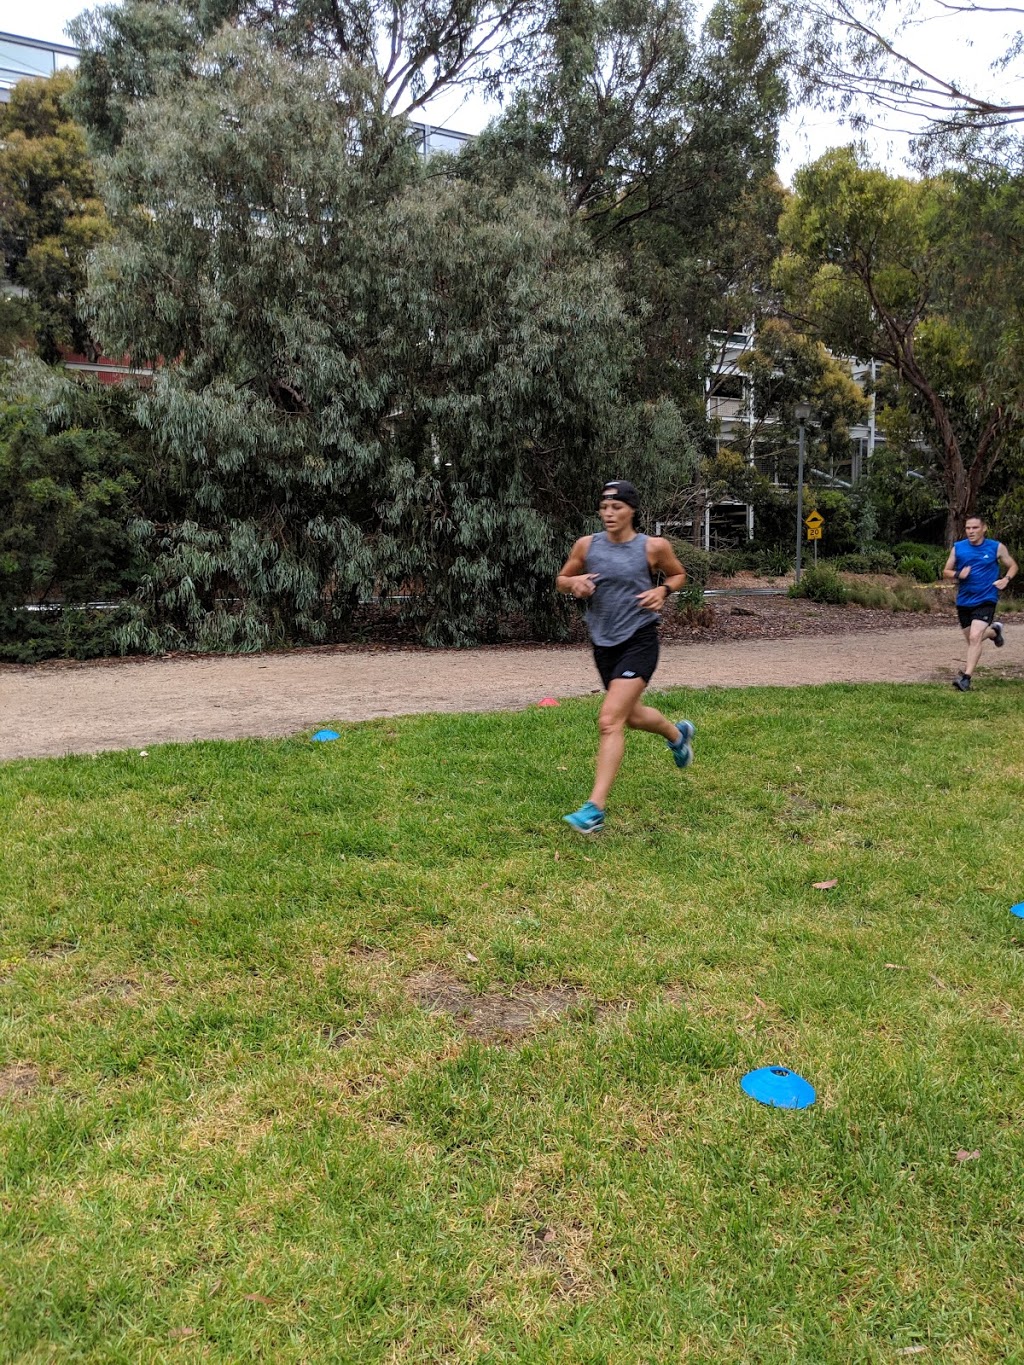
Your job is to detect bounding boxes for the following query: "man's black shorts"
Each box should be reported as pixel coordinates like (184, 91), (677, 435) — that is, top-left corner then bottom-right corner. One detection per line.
(593, 622), (659, 689)
(957, 601), (997, 629)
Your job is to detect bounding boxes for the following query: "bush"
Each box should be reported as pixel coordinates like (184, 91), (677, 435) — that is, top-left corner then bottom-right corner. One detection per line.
(789, 566), (848, 604)
(674, 583), (715, 627)
(845, 581), (894, 609)
(0, 604), (133, 663)
(707, 549), (743, 578)
(897, 555), (939, 583)
(791, 567), (851, 606)
(0, 377), (146, 659)
(672, 542), (713, 588)
(893, 540), (944, 560)
(894, 542), (946, 581)
(831, 551), (898, 575)
(754, 547), (793, 577)
(807, 489), (859, 556)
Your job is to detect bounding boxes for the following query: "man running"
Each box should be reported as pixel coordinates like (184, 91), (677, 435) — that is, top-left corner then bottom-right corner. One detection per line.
(943, 514), (1017, 691)
(556, 479), (695, 833)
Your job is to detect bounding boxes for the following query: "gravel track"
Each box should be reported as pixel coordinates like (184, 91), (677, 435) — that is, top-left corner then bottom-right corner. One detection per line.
(2, 622), (1021, 761)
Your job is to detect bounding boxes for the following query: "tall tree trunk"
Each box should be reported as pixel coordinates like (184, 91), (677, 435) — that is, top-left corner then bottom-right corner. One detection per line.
(888, 339), (967, 545)
(945, 469), (970, 546)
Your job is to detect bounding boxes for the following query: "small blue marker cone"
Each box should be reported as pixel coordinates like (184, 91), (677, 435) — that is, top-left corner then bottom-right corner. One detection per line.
(741, 1066), (816, 1110)
(311, 729), (340, 743)
(1011, 903), (1024, 919)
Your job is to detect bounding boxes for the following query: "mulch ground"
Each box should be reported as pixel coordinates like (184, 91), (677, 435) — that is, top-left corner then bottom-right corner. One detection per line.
(659, 596), (947, 647)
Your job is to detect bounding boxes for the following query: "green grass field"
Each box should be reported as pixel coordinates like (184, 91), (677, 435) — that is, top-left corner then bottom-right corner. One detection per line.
(2, 681), (1023, 1363)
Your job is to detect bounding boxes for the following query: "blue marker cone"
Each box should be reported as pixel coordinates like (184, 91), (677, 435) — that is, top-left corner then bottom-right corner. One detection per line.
(1011, 903), (1024, 919)
(741, 1066), (816, 1110)
(311, 729), (340, 743)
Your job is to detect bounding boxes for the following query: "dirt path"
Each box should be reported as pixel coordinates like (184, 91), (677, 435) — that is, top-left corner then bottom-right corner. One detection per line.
(2, 624), (1021, 761)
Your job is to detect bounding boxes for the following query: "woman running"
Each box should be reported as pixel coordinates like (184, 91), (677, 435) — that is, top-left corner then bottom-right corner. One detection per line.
(556, 479), (695, 833)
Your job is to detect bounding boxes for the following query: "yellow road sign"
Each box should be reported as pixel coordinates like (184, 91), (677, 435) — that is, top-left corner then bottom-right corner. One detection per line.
(806, 526), (822, 540)
(804, 511), (824, 529)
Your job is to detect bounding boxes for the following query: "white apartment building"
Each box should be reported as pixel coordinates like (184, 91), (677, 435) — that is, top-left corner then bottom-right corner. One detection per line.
(699, 327), (882, 549)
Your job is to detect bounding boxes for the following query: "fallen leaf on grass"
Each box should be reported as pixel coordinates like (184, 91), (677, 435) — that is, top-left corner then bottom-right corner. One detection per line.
(884, 963), (906, 970)
(466, 952), (480, 964)
(955, 1149), (981, 1163)
(812, 879), (838, 890)
(169, 1327), (199, 1339)
(243, 1294), (274, 1305)
(896, 1349), (927, 1358)
(553, 852), (560, 862)
(929, 973), (948, 990)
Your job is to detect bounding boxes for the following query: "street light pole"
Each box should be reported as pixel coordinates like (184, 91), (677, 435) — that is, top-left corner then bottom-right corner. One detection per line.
(794, 410), (807, 584)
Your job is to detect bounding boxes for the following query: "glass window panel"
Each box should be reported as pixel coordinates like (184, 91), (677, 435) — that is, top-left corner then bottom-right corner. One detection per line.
(0, 39), (54, 77)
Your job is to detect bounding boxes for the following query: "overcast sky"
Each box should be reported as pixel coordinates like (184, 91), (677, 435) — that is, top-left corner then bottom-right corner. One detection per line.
(4, 0), (1022, 184)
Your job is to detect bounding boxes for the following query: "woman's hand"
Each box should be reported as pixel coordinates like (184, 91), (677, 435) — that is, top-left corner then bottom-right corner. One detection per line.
(636, 585), (670, 612)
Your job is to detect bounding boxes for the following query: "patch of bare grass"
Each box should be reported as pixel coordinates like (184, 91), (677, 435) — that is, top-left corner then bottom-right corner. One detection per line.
(408, 968), (588, 1043)
(0, 1062), (40, 1098)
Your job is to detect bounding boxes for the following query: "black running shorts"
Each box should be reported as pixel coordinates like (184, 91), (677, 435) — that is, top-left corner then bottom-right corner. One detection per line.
(593, 622), (659, 690)
(957, 601), (996, 629)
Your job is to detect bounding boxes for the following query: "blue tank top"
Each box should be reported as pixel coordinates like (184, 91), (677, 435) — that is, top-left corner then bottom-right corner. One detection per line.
(954, 537), (1001, 606)
(583, 532), (659, 647)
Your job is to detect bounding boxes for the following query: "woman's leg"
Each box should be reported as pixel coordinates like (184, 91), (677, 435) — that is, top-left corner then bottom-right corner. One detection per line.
(626, 696), (681, 742)
(588, 677), (647, 809)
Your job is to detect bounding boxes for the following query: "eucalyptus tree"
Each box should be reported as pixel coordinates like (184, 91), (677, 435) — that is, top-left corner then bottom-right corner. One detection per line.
(69, 0), (787, 647)
(798, 2), (1024, 130)
(81, 32), (669, 648)
(778, 146), (1024, 542)
(468, 0), (789, 413)
(70, 0), (549, 153)
(0, 72), (109, 361)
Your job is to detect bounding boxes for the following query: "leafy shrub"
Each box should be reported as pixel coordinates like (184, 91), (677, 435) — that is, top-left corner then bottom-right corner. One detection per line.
(0, 377), (146, 659)
(894, 540), (944, 560)
(672, 542), (713, 588)
(708, 549), (743, 578)
(729, 547), (763, 572)
(844, 581), (894, 609)
(789, 566), (848, 604)
(807, 489), (859, 556)
(754, 547), (793, 577)
(674, 584), (715, 627)
(897, 555), (939, 583)
(0, 604), (134, 663)
(894, 542), (946, 581)
(831, 551), (898, 575)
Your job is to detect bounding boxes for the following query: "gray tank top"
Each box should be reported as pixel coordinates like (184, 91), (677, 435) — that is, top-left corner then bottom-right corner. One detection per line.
(584, 532), (658, 647)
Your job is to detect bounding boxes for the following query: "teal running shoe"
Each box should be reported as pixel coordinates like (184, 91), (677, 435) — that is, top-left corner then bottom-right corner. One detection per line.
(563, 801), (605, 834)
(669, 719), (695, 769)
